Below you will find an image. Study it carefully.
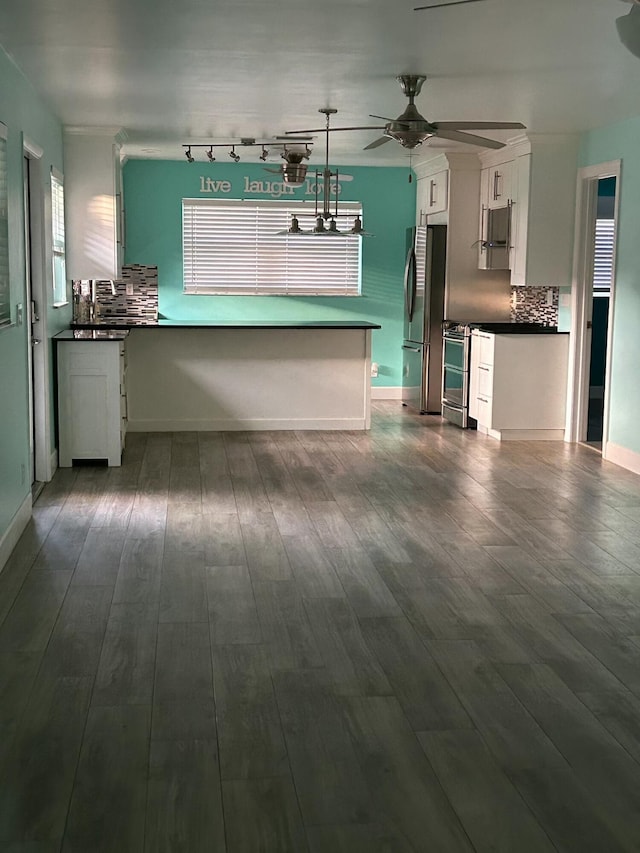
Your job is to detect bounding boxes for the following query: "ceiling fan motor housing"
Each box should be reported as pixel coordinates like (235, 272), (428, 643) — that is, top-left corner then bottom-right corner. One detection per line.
(385, 103), (434, 148)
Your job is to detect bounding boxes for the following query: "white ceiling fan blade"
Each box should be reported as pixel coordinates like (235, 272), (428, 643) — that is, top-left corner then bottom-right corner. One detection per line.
(434, 121), (525, 130)
(364, 136), (392, 150)
(414, 0), (486, 10)
(285, 126), (384, 135)
(369, 114), (395, 122)
(434, 128), (505, 149)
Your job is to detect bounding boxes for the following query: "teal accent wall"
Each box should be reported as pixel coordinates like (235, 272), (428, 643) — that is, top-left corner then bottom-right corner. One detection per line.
(580, 115), (640, 455)
(0, 46), (66, 551)
(123, 160), (415, 386)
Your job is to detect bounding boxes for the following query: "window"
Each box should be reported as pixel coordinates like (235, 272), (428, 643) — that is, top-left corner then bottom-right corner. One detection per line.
(51, 168), (67, 306)
(0, 122), (9, 328)
(593, 217), (615, 296)
(182, 198), (362, 296)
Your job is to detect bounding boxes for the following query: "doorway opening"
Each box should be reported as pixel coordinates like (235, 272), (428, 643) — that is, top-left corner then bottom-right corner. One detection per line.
(567, 160), (620, 457)
(585, 176), (616, 450)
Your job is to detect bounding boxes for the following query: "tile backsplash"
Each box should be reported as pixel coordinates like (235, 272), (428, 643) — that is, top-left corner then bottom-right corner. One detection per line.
(73, 264), (158, 323)
(510, 286), (559, 326)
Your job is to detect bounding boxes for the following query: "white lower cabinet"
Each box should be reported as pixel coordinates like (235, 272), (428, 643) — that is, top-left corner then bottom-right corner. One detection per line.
(469, 330), (569, 440)
(57, 339), (127, 466)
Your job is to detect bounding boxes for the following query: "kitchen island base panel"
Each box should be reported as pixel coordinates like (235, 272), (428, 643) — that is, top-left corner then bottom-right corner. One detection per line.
(125, 327), (372, 432)
(477, 427), (566, 441)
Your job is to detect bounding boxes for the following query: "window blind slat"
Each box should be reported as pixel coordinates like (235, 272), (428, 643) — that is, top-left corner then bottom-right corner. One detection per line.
(182, 198), (362, 296)
(593, 218), (615, 294)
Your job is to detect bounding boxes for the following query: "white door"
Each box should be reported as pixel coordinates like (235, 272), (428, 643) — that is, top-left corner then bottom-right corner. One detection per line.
(23, 156), (36, 484)
(23, 140), (53, 486)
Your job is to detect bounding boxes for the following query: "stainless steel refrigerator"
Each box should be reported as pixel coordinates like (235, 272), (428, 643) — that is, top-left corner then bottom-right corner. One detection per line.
(402, 225), (447, 414)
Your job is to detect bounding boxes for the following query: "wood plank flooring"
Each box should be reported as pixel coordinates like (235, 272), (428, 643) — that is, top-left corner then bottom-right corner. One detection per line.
(3, 401), (640, 851)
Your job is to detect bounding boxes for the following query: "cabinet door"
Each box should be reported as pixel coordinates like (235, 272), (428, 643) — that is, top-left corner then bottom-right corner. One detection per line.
(469, 334), (480, 420)
(416, 170), (448, 223)
(57, 341), (124, 467)
(510, 154), (531, 286)
(486, 161), (513, 209)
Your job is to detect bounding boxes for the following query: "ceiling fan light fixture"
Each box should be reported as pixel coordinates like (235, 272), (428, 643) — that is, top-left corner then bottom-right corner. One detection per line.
(616, 4), (640, 59)
(281, 162), (308, 186)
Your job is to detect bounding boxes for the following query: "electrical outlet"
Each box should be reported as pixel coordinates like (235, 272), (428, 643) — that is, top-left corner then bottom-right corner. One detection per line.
(125, 282), (134, 296)
(371, 362), (379, 378)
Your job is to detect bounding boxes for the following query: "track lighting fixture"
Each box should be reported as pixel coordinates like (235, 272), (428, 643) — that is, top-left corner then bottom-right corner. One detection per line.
(181, 140), (313, 166)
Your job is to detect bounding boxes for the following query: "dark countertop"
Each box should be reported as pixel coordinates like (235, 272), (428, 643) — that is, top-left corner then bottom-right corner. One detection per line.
(54, 329), (130, 341)
(71, 319), (382, 330)
(470, 322), (562, 334)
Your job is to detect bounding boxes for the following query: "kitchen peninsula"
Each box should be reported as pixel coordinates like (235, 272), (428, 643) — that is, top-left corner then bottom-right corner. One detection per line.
(69, 319), (380, 433)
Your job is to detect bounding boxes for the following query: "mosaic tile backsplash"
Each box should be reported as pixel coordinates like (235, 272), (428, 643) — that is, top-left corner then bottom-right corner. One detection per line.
(73, 264), (158, 323)
(510, 286), (559, 326)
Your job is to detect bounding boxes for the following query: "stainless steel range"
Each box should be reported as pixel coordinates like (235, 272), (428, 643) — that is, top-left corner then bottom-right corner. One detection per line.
(442, 322), (473, 428)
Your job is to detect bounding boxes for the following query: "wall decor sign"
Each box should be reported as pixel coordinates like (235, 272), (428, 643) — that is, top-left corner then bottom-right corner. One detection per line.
(198, 174), (349, 199)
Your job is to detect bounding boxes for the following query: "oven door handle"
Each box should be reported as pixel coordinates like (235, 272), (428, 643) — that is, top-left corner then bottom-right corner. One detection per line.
(402, 345), (421, 352)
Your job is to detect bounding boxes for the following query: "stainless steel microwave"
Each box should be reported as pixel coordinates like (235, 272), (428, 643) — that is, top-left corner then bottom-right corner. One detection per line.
(480, 203), (512, 270)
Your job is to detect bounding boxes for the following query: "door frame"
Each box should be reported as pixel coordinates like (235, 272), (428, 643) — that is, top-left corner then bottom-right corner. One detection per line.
(566, 159), (621, 456)
(23, 136), (53, 483)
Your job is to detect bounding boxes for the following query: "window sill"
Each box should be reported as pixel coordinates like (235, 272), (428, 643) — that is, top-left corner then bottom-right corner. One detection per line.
(53, 301), (69, 309)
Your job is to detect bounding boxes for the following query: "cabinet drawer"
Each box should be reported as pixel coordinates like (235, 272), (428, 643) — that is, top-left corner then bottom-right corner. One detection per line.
(476, 395), (493, 427)
(473, 332), (495, 367)
(477, 364), (493, 398)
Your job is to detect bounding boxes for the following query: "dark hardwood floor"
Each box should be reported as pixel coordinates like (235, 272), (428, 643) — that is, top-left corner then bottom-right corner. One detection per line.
(2, 401), (640, 851)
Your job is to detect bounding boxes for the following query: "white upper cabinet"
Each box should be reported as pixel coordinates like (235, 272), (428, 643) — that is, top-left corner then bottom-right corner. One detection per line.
(63, 128), (126, 281)
(482, 160), (514, 210)
(415, 168), (448, 221)
(478, 135), (579, 286)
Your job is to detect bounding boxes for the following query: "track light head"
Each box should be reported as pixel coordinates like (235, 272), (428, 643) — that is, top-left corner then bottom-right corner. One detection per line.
(206, 147), (215, 162)
(260, 146), (269, 161)
(229, 147), (241, 162)
(185, 146), (194, 163)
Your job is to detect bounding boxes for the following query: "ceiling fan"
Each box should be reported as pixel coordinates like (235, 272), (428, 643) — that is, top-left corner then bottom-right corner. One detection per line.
(617, 0), (640, 58)
(263, 145), (313, 186)
(286, 75), (525, 152)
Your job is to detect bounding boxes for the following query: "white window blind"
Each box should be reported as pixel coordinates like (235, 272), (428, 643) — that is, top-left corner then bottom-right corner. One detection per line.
(0, 123), (9, 328)
(593, 218), (615, 295)
(183, 198), (362, 296)
(51, 169), (67, 305)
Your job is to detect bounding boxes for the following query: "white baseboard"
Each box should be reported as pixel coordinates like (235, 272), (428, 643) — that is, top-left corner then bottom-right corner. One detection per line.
(0, 493), (32, 574)
(479, 426), (566, 441)
(604, 442), (640, 476)
(128, 417), (370, 432)
(371, 386), (402, 400)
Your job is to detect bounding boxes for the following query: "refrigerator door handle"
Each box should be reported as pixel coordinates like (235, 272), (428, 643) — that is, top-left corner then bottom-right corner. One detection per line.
(404, 244), (417, 322)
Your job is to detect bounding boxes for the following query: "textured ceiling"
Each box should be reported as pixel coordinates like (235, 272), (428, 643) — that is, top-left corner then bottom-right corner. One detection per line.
(0, 0), (637, 165)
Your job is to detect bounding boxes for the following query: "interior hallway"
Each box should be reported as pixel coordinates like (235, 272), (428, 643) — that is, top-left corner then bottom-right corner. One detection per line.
(2, 402), (640, 851)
